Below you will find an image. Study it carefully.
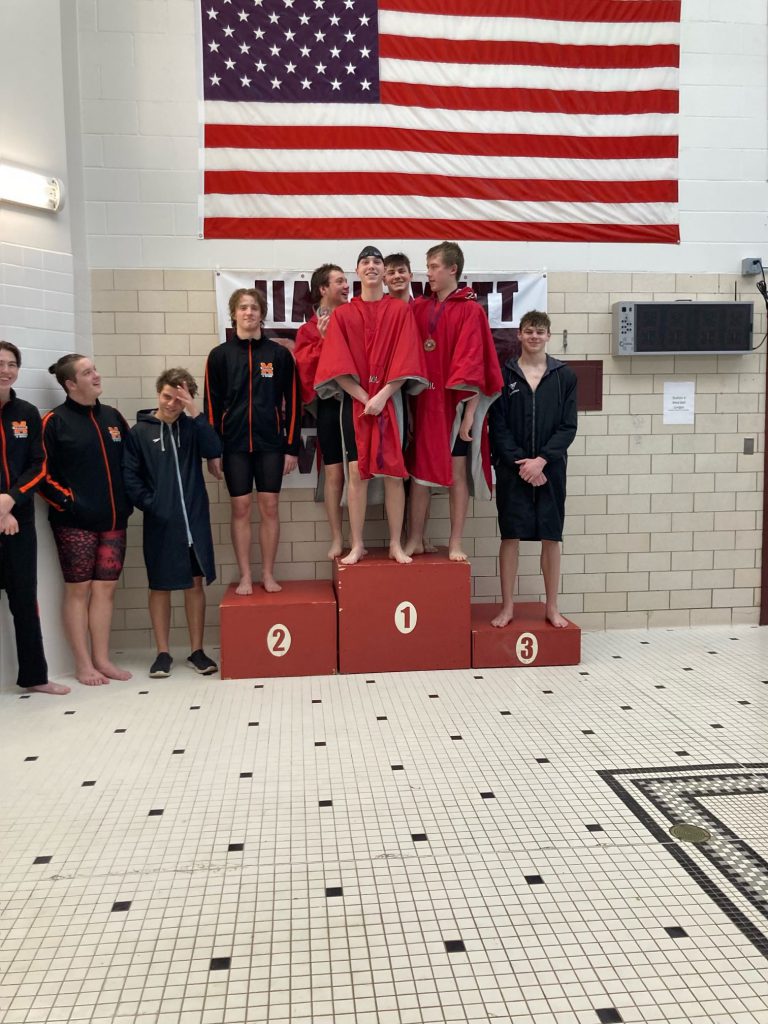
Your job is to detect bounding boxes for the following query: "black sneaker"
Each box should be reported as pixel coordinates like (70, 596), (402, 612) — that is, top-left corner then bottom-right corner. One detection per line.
(149, 652), (173, 678)
(187, 649), (218, 675)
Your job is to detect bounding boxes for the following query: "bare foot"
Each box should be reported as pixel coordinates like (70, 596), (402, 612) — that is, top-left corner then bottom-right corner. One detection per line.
(389, 544), (413, 565)
(423, 537), (438, 554)
(341, 545), (366, 565)
(77, 667), (110, 686)
(491, 605), (514, 628)
(448, 545), (469, 562)
(94, 661), (132, 681)
(235, 576), (253, 596)
(327, 540), (343, 559)
(262, 576), (282, 593)
(404, 537), (423, 556)
(546, 608), (569, 628)
(26, 681), (71, 695)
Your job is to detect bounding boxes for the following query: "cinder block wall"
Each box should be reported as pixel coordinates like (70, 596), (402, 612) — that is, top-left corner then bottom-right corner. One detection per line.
(91, 269), (766, 650)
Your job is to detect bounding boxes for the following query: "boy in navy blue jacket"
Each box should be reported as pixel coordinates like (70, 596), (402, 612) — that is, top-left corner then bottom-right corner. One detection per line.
(488, 311), (577, 629)
(124, 368), (222, 678)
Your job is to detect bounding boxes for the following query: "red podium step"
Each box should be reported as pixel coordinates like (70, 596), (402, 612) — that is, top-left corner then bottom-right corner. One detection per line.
(334, 548), (471, 674)
(471, 602), (581, 668)
(220, 580), (338, 679)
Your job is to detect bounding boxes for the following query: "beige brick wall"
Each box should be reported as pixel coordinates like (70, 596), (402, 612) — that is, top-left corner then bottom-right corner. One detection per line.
(91, 270), (766, 647)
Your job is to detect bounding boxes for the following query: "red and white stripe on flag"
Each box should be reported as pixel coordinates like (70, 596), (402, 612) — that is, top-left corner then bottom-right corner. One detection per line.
(200, 0), (681, 243)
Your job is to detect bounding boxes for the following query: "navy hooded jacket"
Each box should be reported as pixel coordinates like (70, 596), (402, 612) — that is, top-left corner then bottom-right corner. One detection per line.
(123, 410), (221, 590)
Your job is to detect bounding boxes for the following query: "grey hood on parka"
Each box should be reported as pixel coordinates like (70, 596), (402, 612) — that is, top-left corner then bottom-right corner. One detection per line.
(123, 409), (222, 591)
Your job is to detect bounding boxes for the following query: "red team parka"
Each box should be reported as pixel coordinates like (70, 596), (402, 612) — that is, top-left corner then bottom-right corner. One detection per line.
(314, 296), (428, 480)
(406, 287), (502, 498)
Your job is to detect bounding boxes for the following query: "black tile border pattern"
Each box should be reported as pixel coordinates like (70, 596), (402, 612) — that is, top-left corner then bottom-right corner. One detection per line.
(600, 762), (768, 959)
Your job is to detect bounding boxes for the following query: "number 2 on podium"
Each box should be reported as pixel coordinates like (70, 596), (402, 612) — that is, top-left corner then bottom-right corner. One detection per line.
(267, 623), (292, 657)
(394, 601), (418, 635)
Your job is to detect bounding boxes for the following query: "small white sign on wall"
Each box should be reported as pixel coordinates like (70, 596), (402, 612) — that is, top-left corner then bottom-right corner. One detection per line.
(663, 381), (695, 425)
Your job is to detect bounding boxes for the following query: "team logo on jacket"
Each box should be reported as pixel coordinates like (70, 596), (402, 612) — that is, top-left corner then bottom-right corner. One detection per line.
(260, 362), (274, 378)
(108, 426), (122, 442)
(11, 420), (28, 438)
(508, 381), (519, 396)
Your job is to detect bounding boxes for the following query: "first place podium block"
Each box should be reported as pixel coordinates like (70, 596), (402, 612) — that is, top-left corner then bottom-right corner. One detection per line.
(334, 549), (471, 675)
(220, 580), (338, 679)
(471, 602), (581, 668)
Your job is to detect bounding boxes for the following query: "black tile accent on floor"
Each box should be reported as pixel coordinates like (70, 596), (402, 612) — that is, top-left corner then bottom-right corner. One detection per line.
(138, 691), (149, 694)
(536, 758), (550, 764)
(473, 676), (483, 680)
(596, 1010), (623, 1024)
(665, 926), (689, 938)
(738, 700), (751, 705)
(655, 684), (666, 689)
(450, 735), (462, 740)
(240, 772), (253, 778)
(33, 856), (51, 865)
(586, 824), (605, 833)
(111, 901), (131, 913)
(377, 716), (387, 721)
(500, 710), (511, 716)
(582, 730), (595, 735)
(543, 690), (554, 694)
(228, 843), (244, 852)
(248, 721), (259, 727)
(428, 694), (439, 699)
(210, 957), (231, 971)
(64, 711), (75, 715)
(411, 833), (427, 842)
(254, 684), (263, 689)
(114, 729), (126, 734)
(480, 791), (495, 799)
(366, 679), (375, 684)
(319, 800), (332, 807)
(172, 749), (184, 754)
(391, 764), (404, 771)
(311, 699), (321, 704)
(19, 694), (30, 699)
(148, 809), (163, 816)
(444, 939), (466, 953)
(81, 781), (96, 787)
(325, 886), (343, 897)
(189, 705), (200, 710)
(525, 874), (545, 885)
(314, 741), (326, 747)
(675, 751), (689, 757)
(24, 756), (37, 761)
(711, 723), (724, 728)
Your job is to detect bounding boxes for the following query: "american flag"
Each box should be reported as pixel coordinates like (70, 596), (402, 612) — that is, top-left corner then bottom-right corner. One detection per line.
(200, 0), (680, 243)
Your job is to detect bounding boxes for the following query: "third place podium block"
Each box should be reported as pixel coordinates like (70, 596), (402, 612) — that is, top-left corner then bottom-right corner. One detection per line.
(220, 580), (338, 679)
(471, 602), (581, 668)
(334, 549), (471, 675)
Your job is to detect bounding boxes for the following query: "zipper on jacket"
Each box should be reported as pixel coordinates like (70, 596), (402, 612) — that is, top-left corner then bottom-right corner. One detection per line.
(0, 405), (9, 492)
(90, 409), (117, 530)
(248, 343), (253, 453)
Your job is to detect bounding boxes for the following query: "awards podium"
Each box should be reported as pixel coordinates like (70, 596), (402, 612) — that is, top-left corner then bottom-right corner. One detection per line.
(219, 551), (580, 678)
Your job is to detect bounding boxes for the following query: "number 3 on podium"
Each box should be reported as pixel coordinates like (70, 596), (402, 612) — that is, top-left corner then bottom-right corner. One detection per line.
(515, 632), (538, 665)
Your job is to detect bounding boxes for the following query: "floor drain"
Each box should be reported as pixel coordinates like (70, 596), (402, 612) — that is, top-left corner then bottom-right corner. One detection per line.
(669, 823), (711, 843)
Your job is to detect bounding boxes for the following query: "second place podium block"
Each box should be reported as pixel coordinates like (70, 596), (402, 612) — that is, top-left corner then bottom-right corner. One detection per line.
(334, 549), (471, 674)
(220, 580), (338, 679)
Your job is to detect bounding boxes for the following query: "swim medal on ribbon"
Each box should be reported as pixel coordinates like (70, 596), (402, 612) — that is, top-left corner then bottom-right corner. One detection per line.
(423, 338), (436, 352)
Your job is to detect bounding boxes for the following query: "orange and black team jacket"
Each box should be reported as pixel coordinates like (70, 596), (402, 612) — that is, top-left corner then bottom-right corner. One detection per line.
(39, 398), (132, 532)
(204, 334), (300, 457)
(0, 390), (47, 524)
